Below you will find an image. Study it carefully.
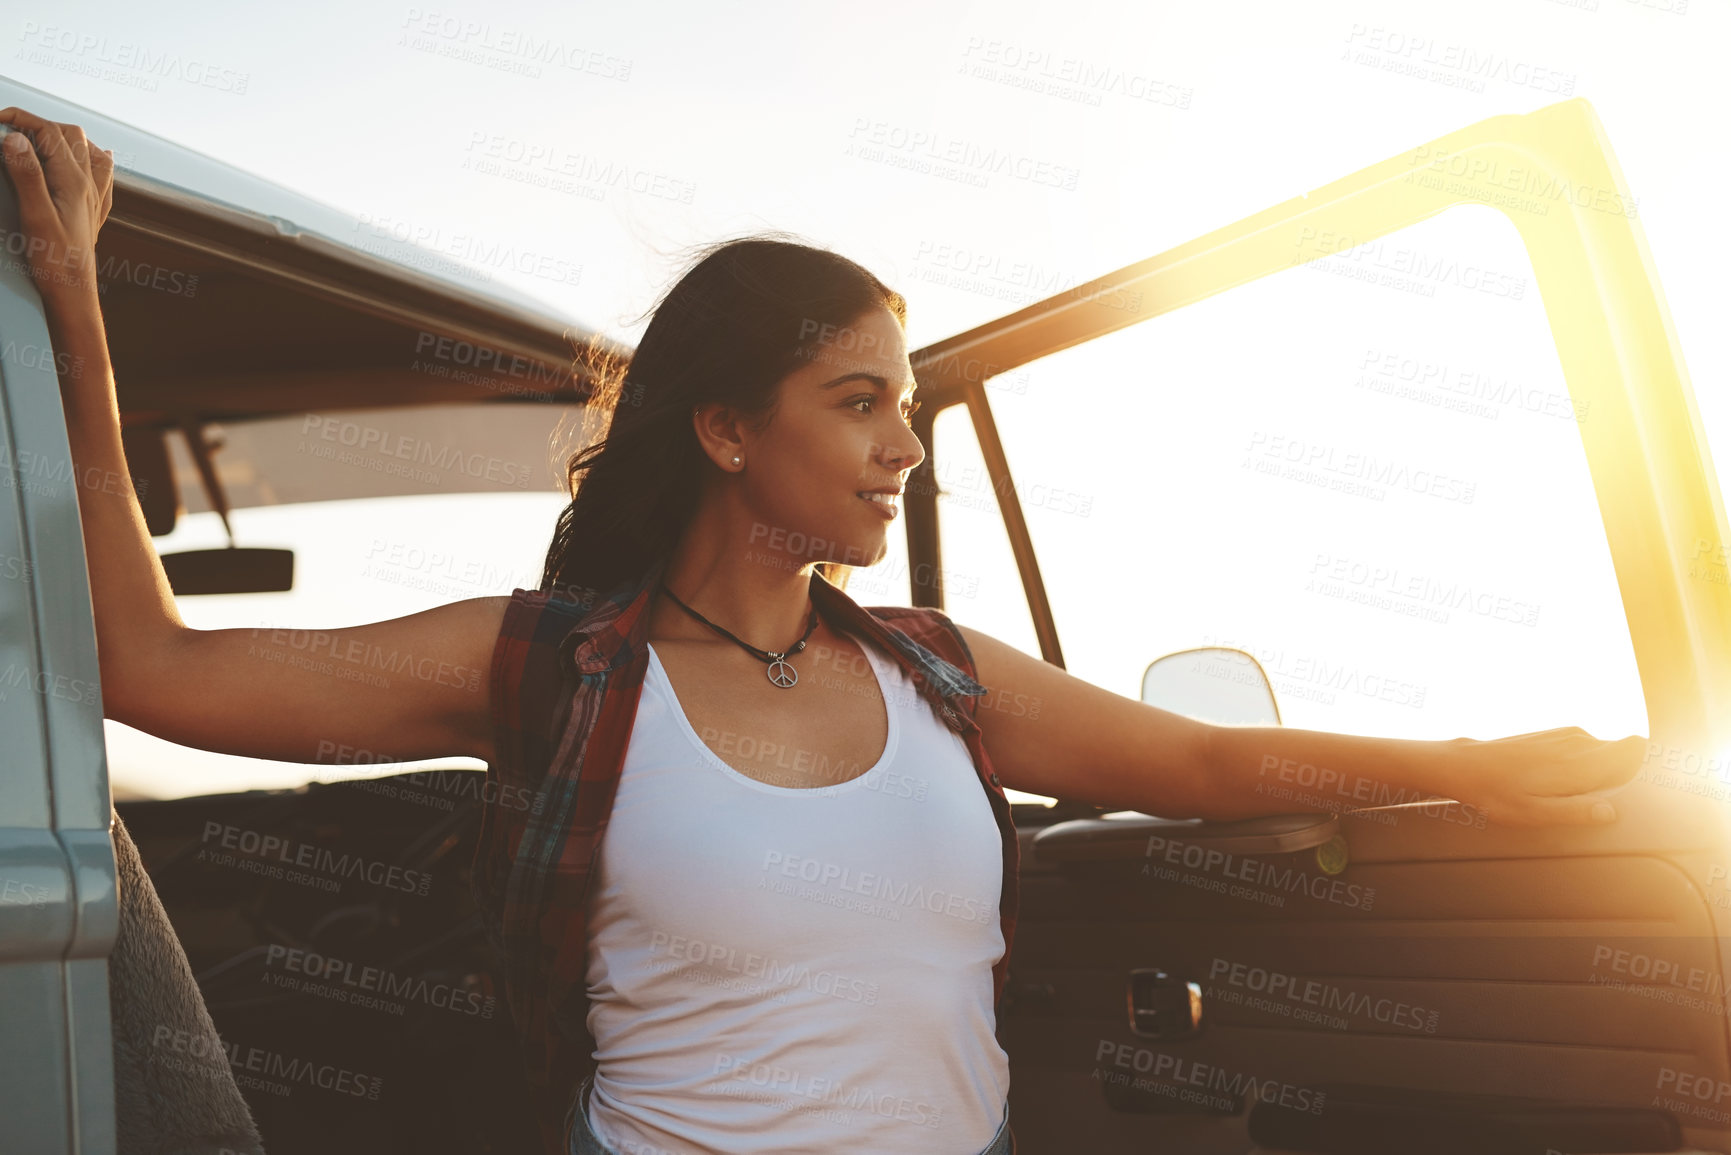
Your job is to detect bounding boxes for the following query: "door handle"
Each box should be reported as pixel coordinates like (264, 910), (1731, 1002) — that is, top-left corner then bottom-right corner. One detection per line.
(1127, 968), (1203, 1039)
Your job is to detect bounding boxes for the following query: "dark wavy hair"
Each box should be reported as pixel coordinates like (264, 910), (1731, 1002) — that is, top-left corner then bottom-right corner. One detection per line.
(537, 233), (908, 603)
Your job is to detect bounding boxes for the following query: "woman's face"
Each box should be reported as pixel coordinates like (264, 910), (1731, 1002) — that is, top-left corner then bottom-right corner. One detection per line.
(735, 305), (926, 571)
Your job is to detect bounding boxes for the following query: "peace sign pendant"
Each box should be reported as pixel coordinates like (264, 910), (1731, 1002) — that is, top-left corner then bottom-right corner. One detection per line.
(766, 655), (799, 688)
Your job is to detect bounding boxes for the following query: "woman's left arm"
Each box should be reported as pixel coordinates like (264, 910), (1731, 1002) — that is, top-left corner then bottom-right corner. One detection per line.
(956, 625), (1646, 828)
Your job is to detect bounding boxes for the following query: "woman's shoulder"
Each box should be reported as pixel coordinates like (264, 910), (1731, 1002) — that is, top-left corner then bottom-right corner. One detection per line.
(858, 603), (979, 682)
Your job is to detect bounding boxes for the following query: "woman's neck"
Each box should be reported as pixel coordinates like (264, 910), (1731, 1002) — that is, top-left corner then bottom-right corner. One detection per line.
(652, 521), (822, 651)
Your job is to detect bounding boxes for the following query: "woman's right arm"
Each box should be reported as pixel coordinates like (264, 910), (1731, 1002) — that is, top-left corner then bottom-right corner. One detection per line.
(2, 108), (510, 768)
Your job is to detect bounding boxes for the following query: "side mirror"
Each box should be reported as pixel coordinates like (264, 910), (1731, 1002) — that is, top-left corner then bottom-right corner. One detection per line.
(1141, 646), (1281, 726)
(1034, 644), (1338, 862)
(159, 547), (294, 595)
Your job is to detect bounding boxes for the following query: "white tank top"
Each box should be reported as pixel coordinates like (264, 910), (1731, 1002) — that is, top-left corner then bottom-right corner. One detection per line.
(582, 635), (1010, 1154)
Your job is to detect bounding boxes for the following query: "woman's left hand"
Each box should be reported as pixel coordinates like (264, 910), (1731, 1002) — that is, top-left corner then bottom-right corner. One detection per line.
(1444, 727), (1646, 827)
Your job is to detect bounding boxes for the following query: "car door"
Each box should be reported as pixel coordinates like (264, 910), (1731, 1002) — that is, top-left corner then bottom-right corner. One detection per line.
(902, 96), (1731, 1153)
(0, 141), (120, 1155)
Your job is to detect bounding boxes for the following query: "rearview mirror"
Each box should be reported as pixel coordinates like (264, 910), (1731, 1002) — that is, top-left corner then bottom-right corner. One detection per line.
(1140, 646), (1280, 727)
(158, 547), (294, 595)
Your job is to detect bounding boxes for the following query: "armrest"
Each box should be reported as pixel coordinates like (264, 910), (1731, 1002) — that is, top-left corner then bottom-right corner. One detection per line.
(1032, 811), (1339, 863)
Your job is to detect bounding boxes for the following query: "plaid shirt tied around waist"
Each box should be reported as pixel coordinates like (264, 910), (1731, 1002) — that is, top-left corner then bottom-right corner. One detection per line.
(473, 554), (1021, 1155)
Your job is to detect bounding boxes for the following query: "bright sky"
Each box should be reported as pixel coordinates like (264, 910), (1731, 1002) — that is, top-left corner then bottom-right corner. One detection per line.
(9, 0), (1724, 801)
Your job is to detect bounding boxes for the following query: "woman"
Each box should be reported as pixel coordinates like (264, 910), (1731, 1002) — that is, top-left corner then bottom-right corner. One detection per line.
(1, 108), (1644, 1155)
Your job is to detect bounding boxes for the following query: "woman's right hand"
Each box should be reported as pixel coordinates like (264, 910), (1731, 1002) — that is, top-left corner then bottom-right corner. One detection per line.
(0, 107), (115, 315)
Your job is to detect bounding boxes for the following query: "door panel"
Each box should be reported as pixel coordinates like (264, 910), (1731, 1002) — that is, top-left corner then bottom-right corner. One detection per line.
(965, 205), (1726, 1144)
(1006, 819), (1730, 1150)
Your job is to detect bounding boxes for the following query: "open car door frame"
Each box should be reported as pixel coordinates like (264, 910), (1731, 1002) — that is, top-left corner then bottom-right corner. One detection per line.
(901, 96), (1731, 1152)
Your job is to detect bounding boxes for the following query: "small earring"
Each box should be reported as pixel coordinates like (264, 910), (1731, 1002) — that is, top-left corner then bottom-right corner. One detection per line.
(731, 456), (742, 468)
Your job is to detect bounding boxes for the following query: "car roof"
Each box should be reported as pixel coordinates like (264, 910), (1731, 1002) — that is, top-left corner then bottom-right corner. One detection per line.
(0, 75), (614, 422)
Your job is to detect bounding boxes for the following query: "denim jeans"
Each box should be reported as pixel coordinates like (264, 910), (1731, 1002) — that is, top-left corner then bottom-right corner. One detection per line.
(567, 1076), (1015, 1154)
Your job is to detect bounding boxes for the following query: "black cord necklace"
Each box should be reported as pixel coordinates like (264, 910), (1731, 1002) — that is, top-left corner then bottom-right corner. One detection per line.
(658, 582), (820, 688)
